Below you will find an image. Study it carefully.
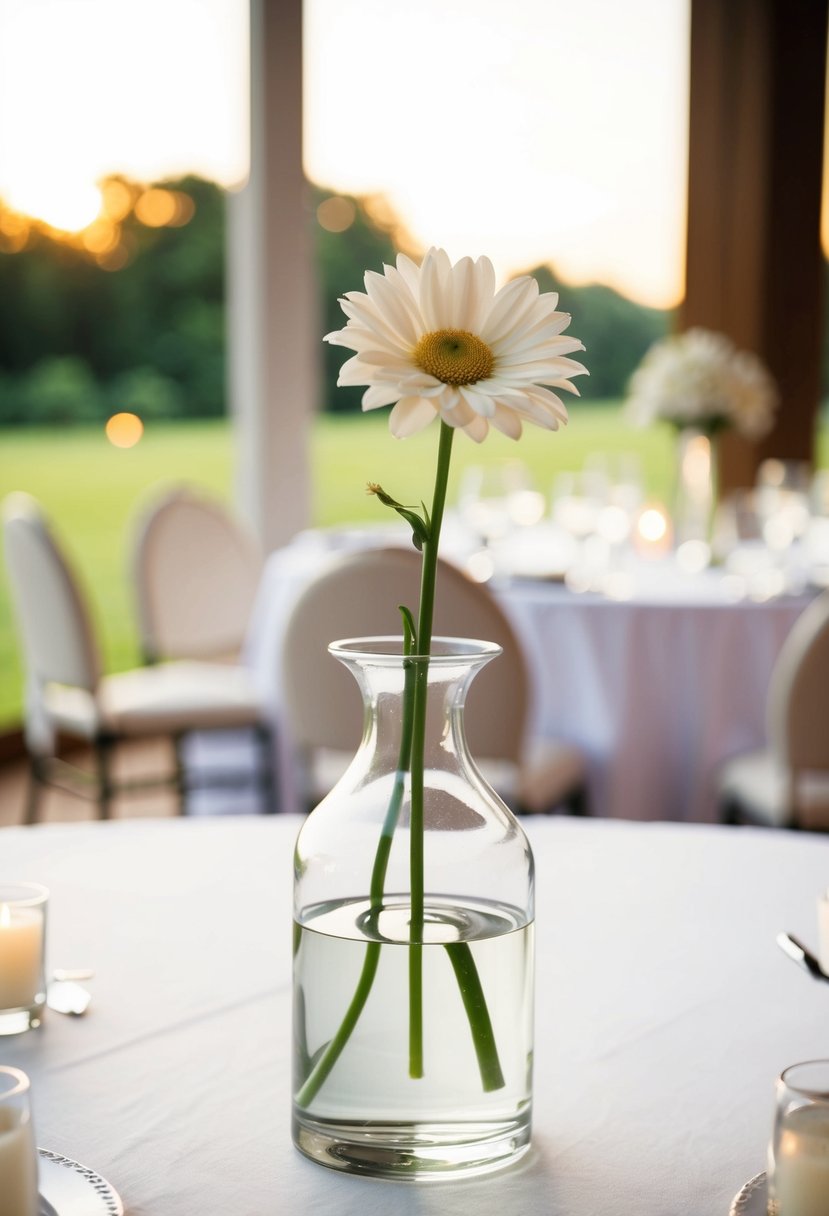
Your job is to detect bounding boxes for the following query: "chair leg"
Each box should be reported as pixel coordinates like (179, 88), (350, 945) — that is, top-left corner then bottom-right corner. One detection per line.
(563, 782), (590, 817)
(94, 737), (115, 820)
(720, 795), (742, 826)
(24, 756), (46, 825)
(172, 734), (188, 815)
(255, 724), (278, 814)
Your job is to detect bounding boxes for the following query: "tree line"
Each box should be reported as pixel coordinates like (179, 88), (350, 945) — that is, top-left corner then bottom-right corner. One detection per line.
(0, 175), (674, 427)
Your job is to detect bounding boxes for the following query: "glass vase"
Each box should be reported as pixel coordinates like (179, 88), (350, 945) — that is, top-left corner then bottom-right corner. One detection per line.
(292, 636), (535, 1181)
(673, 427), (718, 556)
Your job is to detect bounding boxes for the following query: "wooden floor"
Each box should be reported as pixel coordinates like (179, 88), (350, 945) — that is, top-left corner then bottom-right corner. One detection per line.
(0, 739), (180, 828)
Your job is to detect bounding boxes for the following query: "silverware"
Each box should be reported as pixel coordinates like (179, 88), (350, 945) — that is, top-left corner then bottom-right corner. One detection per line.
(776, 932), (829, 983)
(52, 968), (94, 982)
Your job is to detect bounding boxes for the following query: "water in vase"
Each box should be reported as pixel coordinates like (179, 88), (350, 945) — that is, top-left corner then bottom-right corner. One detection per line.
(292, 895), (534, 1179)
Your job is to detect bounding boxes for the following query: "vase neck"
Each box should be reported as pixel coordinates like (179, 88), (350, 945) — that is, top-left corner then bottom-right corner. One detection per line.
(331, 637), (500, 770)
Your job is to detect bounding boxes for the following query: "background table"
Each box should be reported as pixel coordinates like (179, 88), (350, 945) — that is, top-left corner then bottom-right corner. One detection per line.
(2, 814), (828, 1214)
(235, 530), (809, 821)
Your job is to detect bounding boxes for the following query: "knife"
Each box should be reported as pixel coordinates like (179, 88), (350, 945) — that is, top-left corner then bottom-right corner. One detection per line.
(776, 932), (829, 983)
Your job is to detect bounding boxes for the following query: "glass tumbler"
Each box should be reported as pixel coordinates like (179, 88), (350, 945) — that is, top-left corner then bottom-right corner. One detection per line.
(768, 1059), (829, 1216)
(0, 883), (48, 1035)
(0, 1066), (38, 1216)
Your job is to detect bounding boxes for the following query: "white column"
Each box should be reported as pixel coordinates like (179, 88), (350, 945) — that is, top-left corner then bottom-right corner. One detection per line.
(227, 0), (315, 551)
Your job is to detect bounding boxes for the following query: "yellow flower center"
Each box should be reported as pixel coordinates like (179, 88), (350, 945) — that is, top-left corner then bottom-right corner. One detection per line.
(413, 329), (494, 386)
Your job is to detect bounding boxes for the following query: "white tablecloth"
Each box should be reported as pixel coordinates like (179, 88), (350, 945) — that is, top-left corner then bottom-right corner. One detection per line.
(2, 815), (828, 1215)
(237, 531), (809, 822)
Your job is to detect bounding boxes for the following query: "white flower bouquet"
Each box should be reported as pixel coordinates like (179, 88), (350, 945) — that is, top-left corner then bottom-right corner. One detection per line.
(625, 327), (778, 439)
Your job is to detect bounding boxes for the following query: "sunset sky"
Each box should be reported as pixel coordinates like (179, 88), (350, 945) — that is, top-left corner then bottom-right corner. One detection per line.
(0, 0), (691, 308)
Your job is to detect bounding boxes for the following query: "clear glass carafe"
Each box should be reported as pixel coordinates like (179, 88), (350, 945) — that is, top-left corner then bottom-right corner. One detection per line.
(292, 637), (535, 1180)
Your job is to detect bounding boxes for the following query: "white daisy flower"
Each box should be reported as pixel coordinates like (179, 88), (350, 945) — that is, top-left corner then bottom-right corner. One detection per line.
(324, 246), (588, 443)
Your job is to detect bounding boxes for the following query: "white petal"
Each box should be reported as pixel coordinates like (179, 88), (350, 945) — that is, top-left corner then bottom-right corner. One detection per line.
(461, 414), (489, 442)
(395, 252), (422, 296)
(357, 348), (420, 369)
(458, 385), (496, 418)
(363, 270), (421, 346)
(481, 276), (539, 346)
(336, 354), (374, 386)
(362, 385), (401, 409)
(419, 248), (452, 330)
(490, 404), (523, 439)
(448, 256), (477, 329)
(389, 396), (438, 437)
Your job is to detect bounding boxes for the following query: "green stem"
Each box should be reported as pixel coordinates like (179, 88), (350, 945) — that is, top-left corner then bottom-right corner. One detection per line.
(296, 418), (506, 1106)
(408, 419), (455, 1077)
(444, 943), (505, 1091)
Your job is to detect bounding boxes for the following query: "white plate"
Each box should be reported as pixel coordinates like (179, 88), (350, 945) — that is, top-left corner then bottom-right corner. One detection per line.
(38, 1148), (123, 1216)
(729, 1171), (768, 1215)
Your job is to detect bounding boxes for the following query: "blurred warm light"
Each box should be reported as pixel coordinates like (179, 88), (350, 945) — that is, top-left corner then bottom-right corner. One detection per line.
(101, 179), (134, 221)
(96, 244), (131, 271)
(758, 457), (786, 488)
(317, 196), (356, 233)
(638, 507), (668, 543)
(683, 434), (712, 488)
(8, 180), (102, 233)
(633, 503), (672, 558)
(134, 188), (177, 227)
(0, 211), (29, 251)
(167, 192), (195, 226)
(105, 412), (144, 448)
(509, 489), (546, 527)
(82, 220), (119, 254)
(466, 550), (495, 583)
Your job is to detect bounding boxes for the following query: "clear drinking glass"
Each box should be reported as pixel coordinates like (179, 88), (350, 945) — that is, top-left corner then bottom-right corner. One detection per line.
(0, 1067), (38, 1216)
(768, 1059), (829, 1216)
(0, 883), (48, 1035)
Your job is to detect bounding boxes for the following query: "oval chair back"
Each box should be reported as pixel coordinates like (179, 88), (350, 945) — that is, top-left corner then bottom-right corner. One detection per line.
(281, 546), (528, 765)
(768, 590), (829, 773)
(132, 487), (262, 663)
(3, 492), (100, 694)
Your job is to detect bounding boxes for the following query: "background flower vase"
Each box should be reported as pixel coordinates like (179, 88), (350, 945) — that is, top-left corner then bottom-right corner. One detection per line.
(292, 637), (535, 1180)
(672, 426), (718, 550)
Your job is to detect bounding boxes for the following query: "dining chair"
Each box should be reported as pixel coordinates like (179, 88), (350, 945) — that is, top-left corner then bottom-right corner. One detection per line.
(131, 485), (263, 664)
(280, 545), (589, 815)
(2, 492), (276, 822)
(718, 590), (829, 829)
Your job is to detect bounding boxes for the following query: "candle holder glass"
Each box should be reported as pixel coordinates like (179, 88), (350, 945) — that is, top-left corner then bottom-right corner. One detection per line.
(768, 1059), (829, 1216)
(0, 883), (48, 1035)
(0, 1066), (38, 1215)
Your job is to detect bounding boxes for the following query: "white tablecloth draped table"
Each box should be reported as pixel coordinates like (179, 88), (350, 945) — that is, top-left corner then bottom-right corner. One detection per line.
(235, 530), (810, 822)
(1, 814), (828, 1215)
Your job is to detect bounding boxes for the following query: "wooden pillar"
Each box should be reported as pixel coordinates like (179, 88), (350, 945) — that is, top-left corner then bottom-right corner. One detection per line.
(226, 0), (315, 550)
(681, 0), (828, 491)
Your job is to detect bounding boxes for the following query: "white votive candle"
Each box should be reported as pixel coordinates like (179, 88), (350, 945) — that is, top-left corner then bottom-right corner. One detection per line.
(0, 1068), (38, 1216)
(0, 885), (47, 1033)
(0, 903), (43, 1012)
(772, 1104), (829, 1216)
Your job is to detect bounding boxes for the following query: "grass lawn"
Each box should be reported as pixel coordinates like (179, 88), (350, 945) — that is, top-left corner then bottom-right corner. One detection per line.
(1, 402), (826, 726)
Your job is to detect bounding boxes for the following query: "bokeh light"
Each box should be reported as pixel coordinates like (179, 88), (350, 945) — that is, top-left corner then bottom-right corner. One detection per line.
(317, 196), (356, 233)
(105, 412), (144, 448)
(101, 179), (134, 221)
(134, 188), (178, 227)
(10, 180), (102, 233)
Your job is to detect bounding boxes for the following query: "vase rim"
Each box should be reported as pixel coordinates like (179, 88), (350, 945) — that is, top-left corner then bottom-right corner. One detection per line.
(328, 635), (503, 664)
